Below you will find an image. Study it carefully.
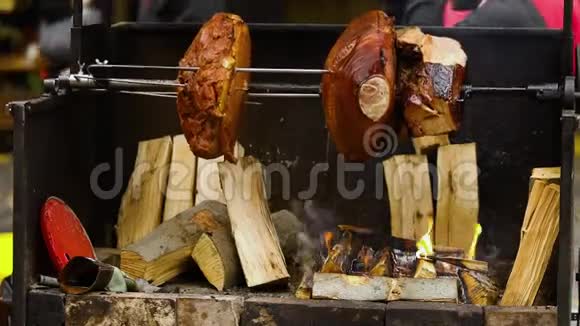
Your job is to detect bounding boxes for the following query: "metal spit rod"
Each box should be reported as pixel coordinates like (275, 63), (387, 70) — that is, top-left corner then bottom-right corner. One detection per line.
(45, 73), (545, 99)
(44, 63), (562, 100)
(87, 64), (330, 75)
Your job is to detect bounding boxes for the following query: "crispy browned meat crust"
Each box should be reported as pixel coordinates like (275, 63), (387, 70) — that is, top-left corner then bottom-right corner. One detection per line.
(177, 13), (251, 162)
(397, 27), (466, 137)
(322, 10), (398, 161)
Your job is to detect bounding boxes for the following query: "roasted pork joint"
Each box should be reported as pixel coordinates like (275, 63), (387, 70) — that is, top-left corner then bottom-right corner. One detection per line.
(322, 10), (397, 161)
(397, 27), (467, 137)
(177, 13), (251, 162)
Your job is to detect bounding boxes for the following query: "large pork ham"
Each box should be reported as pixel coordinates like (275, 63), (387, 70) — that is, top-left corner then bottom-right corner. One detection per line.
(397, 27), (467, 137)
(177, 13), (251, 162)
(322, 10), (398, 161)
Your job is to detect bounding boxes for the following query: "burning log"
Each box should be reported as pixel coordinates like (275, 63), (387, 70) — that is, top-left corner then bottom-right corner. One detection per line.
(414, 217), (436, 279)
(218, 156), (289, 287)
(369, 248), (390, 277)
(501, 168), (560, 306)
(435, 143), (479, 255)
(383, 154), (433, 240)
(120, 201), (229, 286)
(460, 270), (499, 305)
(320, 232), (352, 274)
(117, 136), (172, 248)
(431, 257), (488, 274)
(295, 272), (313, 300)
(352, 246), (375, 274)
(162, 134), (196, 222)
(312, 273), (458, 302)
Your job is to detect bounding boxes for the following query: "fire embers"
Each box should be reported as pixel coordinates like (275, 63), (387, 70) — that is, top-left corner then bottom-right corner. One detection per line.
(318, 224), (499, 305)
(397, 27), (467, 137)
(320, 226), (391, 276)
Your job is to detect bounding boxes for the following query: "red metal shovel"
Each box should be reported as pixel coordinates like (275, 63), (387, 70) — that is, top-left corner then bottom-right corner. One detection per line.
(40, 197), (96, 272)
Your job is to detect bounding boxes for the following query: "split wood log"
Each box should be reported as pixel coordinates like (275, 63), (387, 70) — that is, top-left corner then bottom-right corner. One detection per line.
(501, 168), (560, 306)
(435, 143), (479, 254)
(117, 136), (172, 248)
(191, 208), (306, 291)
(412, 135), (450, 155)
(218, 156), (289, 287)
(383, 154), (433, 240)
(191, 224), (241, 292)
(163, 134), (197, 222)
(460, 269), (499, 305)
(195, 143), (244, 205)
(120, 201), (228, 286)
(312, 273), (458, 302)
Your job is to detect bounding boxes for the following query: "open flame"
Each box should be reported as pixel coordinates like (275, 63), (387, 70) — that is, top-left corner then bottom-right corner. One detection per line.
(467, 223), (483, 260)
(323, 231), (334, 254)
(416, 217), (434, 258)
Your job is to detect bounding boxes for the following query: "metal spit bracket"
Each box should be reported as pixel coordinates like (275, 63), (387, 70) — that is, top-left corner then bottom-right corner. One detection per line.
(44, 60), (579, 105)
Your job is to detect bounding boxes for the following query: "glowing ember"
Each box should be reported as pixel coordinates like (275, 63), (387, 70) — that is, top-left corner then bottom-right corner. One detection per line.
(467, 223), (483, 260)
(323, 231), (334, 254)
(354, 246), (375, 273)
(416, 217), (434, 258)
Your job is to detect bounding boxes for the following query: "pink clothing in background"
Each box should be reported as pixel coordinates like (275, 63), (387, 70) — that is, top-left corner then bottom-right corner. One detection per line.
(442, 1), (472, 27)
(531, 0), (580, 47)
(444, 0), (580, 46)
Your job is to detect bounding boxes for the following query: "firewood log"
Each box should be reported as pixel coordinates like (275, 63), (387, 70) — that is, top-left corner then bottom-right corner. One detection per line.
(117, 136), (172, 248)
(312, 273), (458, 302)
(191, 209), (306, 291)
(195, 143), (244, 205)
(435, 143), (479, 254)
(383, 154), (433, 240)
(218, 156), (289, 287)
(501, 168), (560, 306)
(163, 134), (197, 222)
(120, 201), (229, 286)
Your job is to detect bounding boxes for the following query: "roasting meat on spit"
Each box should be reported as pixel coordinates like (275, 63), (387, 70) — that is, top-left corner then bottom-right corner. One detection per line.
(397, 26), (467, 137)
(177, 13), (251, 162)
(322, 10), (398, 161)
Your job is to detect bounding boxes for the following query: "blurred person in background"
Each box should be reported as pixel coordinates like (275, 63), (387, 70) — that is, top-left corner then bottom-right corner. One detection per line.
(403, 0), (580, 46)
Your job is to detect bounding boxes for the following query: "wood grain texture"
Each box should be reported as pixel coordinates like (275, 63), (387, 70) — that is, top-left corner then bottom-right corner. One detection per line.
(195, 143), (244, 205)
(383, 154), (433, 240)
(163, 134), (196, 222)
(501, 169), (560, 306)
(218, 156), (289, 287)
(191, 226), (241, 291)
(312, 273), (458, 302)
(116, 136), (172, 249)
(435, 143), (479, 253)
(120, 201), (229, 286)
